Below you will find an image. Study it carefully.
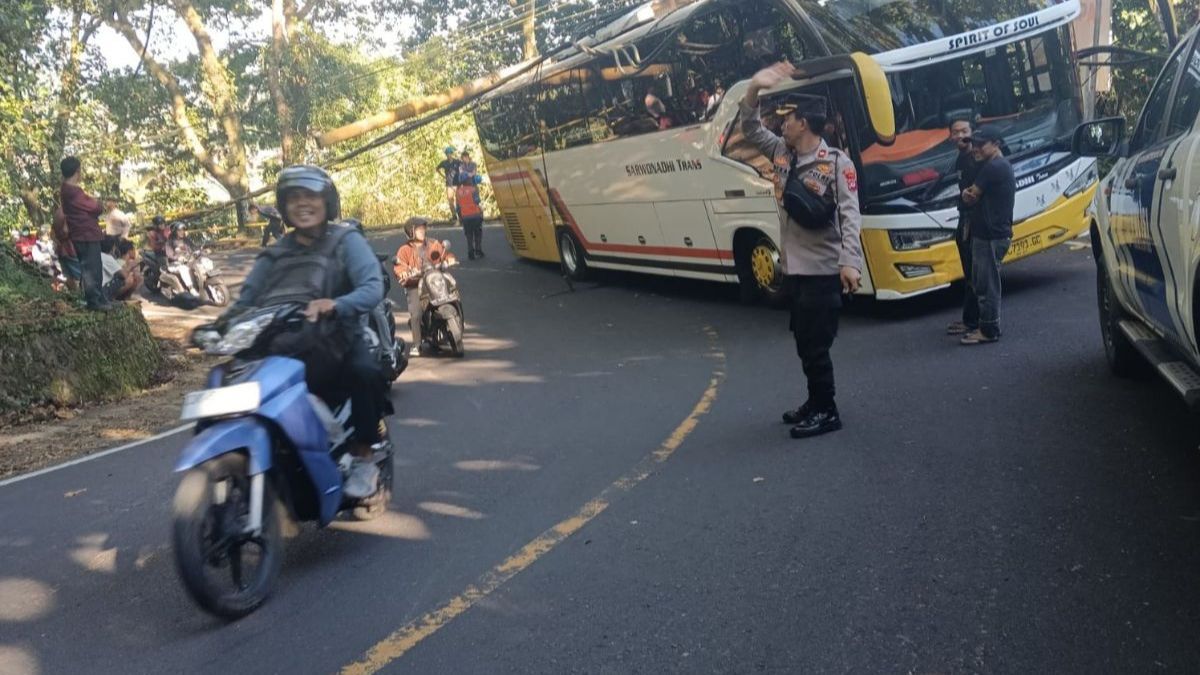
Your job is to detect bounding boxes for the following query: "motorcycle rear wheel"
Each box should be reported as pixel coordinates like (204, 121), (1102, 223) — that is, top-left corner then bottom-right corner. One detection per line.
(172, 454), (284, 619)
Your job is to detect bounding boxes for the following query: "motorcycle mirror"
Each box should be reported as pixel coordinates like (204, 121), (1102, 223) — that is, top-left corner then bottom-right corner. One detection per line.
(442, 240), (452, 249)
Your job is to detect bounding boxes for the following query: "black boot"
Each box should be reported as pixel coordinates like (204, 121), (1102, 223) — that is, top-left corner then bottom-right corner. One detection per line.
(789, 404), (842, 439)
(781, 401), (811, 424)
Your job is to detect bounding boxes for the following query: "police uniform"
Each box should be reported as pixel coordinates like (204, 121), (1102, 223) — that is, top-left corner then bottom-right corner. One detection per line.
(740, 94), (863, 419)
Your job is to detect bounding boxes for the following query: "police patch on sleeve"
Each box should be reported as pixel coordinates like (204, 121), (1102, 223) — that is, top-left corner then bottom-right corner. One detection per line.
(843, 168), (858, 192)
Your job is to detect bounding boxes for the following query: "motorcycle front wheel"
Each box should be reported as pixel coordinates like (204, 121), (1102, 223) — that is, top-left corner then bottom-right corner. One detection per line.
(206, 280), (230, 307)
(439, 305), (465, 357)
(172, 453), (283, 619)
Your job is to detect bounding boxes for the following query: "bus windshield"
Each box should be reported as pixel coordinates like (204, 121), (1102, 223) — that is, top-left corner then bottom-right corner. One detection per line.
(799, 0), (1064, 53)
(854, 26), (1080, 202)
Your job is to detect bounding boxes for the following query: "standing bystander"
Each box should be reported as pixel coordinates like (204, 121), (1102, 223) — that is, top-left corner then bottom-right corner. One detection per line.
(104, 200), (133, 239)
(436, 147), (462, 224)
(959, 127), (1016, 345)
(250, 203), (285, 246)
(945, 118), (984, 335)
(59, 156), (110, 311)
(457, 175), (485, 260)
(740, 62), (863, 439)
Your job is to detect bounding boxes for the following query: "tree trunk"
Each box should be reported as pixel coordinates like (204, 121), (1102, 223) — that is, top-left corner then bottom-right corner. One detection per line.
(519, 0), (538, 60)
(105, 5), (250, 206)
(268, 0), (296, 165)
(170, 0), (248, 189)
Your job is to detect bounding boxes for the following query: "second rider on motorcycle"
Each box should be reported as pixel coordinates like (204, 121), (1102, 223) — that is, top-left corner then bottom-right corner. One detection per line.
(394, 216), (456, 356)
(225, 165), (389, 498)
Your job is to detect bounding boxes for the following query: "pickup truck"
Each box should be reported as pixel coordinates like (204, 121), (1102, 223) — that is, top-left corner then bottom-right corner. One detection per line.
(1075, 27), (1200, 405)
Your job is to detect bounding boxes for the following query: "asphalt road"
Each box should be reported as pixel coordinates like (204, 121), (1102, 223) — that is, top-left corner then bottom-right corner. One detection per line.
(3, 228), (1200, 674)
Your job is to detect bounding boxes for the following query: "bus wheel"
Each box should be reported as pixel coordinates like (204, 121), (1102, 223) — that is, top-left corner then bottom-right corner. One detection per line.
(738, 235), (787, 307)
(558, 229), (589, 281)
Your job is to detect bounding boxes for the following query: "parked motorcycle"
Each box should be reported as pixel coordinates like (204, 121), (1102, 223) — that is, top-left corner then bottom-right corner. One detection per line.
(175, 303), (393, 618)
(404, 241), (465, 357)
(141, 245), (228, 306)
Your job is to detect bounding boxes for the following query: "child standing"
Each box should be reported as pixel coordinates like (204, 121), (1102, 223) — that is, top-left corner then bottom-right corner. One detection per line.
(456, 175), (485, 260)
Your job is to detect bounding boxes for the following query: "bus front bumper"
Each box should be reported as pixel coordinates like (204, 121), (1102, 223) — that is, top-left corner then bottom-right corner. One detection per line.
(862, 184), (1097, 300)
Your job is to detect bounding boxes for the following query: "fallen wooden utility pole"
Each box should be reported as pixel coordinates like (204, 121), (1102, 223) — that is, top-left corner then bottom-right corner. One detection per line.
(316, 0), (698, 149)
(316, 57), (544, 148)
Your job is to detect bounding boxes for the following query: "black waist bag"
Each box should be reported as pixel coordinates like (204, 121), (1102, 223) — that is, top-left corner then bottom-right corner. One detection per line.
(782, 156), (836, 230)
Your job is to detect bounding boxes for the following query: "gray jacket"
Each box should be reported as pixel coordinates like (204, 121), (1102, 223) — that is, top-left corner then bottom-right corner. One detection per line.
(739, 100), (863, 276)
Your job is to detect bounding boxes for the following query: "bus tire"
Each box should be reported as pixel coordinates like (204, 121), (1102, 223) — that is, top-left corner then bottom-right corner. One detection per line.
(1096, 255), (1143, 378)
(735, 232), (787, 308)
(558, 229), (589, 281)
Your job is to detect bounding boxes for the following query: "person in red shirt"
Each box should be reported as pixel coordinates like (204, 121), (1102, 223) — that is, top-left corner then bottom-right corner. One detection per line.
(50, 206), (80, 291)
(14, 228), (38, 261)
(455, 175), (485, 260)
(59, 156), (110, 310)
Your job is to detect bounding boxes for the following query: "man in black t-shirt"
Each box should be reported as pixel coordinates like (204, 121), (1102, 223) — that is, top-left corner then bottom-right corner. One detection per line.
(947, 118), (984, 336)
(436, 146), (462, 223)
(960, 126), (1015, 345)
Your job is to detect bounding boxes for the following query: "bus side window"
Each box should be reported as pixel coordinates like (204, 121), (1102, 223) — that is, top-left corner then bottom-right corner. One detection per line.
(721, 84), (836, 183)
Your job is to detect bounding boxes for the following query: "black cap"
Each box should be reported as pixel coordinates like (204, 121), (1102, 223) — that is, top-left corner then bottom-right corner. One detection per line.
(970, 126), (1004, 145)
(772, 93), (827, 119)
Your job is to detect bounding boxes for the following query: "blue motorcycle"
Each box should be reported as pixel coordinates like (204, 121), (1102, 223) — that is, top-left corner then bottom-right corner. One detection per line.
(173, 303), (393, 618)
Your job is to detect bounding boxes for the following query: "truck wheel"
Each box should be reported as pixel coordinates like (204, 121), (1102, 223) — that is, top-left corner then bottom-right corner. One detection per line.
(558, 229), (589, 281)
(1097, 258), (1143, 378)
(736, 234), (787, 307)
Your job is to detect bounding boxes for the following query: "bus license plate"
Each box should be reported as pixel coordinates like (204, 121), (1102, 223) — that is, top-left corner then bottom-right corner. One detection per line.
(1007, 232), (1042, 259)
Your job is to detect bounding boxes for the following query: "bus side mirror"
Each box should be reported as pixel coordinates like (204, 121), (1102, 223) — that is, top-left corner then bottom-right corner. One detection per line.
(1072, 118), (1126, 158)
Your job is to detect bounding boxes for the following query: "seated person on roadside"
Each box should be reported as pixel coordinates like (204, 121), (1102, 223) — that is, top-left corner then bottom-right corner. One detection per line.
(99, 237), (140, 302)
(393, 217), (456, 356)
(146, 215), (173, 270)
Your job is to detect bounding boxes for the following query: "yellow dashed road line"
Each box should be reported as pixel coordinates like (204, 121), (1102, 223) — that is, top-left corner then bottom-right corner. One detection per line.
(340, 327), (727, 675)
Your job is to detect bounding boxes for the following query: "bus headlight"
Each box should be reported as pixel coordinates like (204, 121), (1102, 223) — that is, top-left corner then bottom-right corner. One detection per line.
(888, 228), (955, 251)
(1063, 161), (1099, 198)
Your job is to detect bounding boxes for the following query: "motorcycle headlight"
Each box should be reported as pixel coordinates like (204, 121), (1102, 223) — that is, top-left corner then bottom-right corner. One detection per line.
(1064, 160), (1099, 198)
(201, 257), (214, 272)
(212, 312), (276, 355)
(888, 228), (955, 251)
(426, 274), (448, 294)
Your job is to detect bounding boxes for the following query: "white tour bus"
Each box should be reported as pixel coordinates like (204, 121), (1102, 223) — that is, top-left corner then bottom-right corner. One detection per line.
(475, 0), (1097, 302)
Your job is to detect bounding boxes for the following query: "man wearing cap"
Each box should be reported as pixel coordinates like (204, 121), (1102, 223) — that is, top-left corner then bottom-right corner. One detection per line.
(960, 126), (1015, 345)
(436, 147), (463, 224)
(742, 62), (863, 439)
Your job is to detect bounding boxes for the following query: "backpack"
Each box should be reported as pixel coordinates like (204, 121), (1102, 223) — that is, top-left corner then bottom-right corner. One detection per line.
(254, 225), (358, 385)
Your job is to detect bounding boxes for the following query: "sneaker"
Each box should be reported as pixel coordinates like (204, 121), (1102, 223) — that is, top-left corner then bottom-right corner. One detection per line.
(410, 345), (421, 357)
(476, 251), (485, 258)
(468, 252), (476, 261)
(789, 406), (842, 439)
(781, 401), (812, 425)
(960, 329), (999, 345)
(343, 459), (380, 499)
(946, 321), (972, 335)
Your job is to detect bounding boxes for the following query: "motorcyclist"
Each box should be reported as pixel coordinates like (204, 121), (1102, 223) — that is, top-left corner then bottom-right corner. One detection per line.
(393, 216), (456, 356)
(226, 165), (388, 498)
(146, 215), (173, 270)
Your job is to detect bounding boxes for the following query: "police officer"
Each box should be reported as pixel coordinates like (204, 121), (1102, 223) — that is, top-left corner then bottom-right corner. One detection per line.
(741, 62), (863, 439)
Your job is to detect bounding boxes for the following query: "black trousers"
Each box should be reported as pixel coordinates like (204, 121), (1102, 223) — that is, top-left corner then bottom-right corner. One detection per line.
(788, 275), (842, 409)
(956, 216), (979, 328)
(74, 239), (105, 308)
(312, 338), (388, 445)
(462, 216), (483, 255)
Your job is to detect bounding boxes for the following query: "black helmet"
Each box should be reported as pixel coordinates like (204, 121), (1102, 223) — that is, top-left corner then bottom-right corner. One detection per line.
(276, 165), (339, 227)
(403, 216), (429, 239)
(152, 215), (166, 227)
